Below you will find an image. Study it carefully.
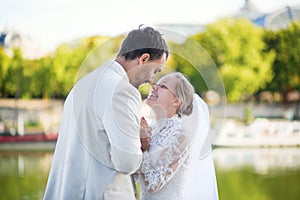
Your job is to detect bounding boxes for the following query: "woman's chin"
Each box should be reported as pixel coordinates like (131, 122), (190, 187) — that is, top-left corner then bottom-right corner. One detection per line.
(145, 97), (156, 105)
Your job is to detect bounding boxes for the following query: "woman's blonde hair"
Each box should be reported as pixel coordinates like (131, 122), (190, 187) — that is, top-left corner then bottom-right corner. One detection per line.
(166, 72), (194, 117)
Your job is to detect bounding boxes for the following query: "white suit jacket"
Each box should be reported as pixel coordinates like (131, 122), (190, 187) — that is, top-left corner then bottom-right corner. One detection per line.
(44, 61), (142, 200)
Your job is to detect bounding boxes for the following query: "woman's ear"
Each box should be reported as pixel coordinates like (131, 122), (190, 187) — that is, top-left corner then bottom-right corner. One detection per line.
(139, 53), (150, 64)
(172, 98), (181, 108)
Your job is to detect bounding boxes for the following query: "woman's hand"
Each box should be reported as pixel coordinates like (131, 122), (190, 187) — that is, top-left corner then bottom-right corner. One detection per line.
(140, 117), (151, 152)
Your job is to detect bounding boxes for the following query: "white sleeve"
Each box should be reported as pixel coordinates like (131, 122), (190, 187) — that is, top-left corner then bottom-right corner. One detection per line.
(102, 84), (143, 174)
(140, 131), (189, 192)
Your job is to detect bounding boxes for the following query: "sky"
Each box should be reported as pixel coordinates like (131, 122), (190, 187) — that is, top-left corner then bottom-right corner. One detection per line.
(1, 0), (300, 53)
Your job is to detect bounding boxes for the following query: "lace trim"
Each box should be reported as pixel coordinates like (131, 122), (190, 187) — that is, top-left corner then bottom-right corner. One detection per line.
(150, 115), (181, 146)
(140, 115), (189, 192)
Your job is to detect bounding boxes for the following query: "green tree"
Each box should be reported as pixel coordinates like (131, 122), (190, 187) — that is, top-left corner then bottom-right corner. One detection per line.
(25, 56), (55, 98)
(0, 35), (119, 99)
(76, 35), (123, 81)
(51, 36), (111, 98)
(191, 18), (275, 102)
(166, 38), (226, 102)
(18, 58), (32, 98)
(2, 48), (24, 98)
(0, 47), (11, 97)
(263, 22), (300, 103)
(167, 42), (209, 94)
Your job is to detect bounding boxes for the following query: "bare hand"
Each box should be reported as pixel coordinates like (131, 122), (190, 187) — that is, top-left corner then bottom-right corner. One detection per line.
(140, 117), (151, 152)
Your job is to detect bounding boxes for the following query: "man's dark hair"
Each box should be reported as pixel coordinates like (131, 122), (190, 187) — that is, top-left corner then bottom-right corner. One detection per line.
(117, 25), (169, 61)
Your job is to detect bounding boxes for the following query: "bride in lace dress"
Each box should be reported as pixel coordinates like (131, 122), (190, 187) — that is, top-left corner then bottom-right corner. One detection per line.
(138, 72), (219, 200)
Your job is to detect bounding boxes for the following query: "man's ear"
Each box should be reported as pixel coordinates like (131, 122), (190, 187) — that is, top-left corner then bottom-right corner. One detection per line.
(139, 53), (150, 64)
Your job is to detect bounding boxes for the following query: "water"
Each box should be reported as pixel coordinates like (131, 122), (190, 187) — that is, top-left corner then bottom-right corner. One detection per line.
(0, 148), (299, 200)
(213, 147), (300, 200)
(0, 151), (52, 200)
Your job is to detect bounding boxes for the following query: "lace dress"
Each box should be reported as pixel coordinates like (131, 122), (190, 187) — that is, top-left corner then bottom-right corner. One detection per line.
(139, 115), (190, 200)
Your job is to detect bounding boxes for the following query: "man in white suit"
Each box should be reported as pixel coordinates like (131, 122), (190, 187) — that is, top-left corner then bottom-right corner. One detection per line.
(43, 26), (169, 200)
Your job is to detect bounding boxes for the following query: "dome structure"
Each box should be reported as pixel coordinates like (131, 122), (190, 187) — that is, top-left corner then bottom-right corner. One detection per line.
(0, 31), (22, 48)
(233, 0), (264, 21)
(0, 29), (45, 59)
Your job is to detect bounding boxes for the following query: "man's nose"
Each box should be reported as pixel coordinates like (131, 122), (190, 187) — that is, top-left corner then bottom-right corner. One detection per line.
(148, 77), (153, 84)
(151, 84), (158, 91)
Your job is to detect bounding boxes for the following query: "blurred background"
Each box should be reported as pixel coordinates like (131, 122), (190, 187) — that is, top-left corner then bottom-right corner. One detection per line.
(1, 0), (300, 199)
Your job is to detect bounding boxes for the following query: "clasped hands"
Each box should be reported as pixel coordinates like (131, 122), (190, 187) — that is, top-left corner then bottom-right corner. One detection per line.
(140, 116), (151, 152)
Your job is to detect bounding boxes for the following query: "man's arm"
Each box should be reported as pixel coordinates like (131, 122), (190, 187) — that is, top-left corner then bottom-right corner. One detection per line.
(102, 83), (143, 174)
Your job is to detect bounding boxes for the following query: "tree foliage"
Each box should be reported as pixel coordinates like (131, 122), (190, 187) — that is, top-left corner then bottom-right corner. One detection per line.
(190, 18), (275, 102)
(167, 41), (216, 96)
(0, 21), (299, 103)
(0, 36), (111, 98)
(0, 47), (10, 97)
(3, 48), (24, 98)
(263, 22), (300, 102)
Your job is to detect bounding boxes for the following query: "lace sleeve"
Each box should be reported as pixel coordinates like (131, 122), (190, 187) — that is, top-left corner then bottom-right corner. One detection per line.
(140, 130), (189, 193)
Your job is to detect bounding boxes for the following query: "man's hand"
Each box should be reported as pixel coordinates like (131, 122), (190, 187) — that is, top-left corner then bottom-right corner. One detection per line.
(140, 117), (151, 152)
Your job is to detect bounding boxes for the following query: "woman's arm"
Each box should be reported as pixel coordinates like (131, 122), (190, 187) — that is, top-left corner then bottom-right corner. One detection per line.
(140, 130), (189, 193)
